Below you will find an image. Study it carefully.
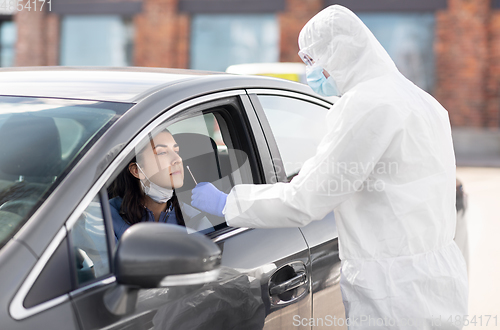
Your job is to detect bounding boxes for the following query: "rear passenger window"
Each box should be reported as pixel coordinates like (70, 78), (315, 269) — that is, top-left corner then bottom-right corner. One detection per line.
(257, 95), (329, 181)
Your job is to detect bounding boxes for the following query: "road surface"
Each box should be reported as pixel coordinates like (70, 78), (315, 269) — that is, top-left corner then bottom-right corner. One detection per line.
(457, 167), (500, 329)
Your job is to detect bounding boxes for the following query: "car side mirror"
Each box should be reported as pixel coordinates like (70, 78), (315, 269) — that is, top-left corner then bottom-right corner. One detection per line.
(104, 222), (221, 315)
(115, 222), (221, 287)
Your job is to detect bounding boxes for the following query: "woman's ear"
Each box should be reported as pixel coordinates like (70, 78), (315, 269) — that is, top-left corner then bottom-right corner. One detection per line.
(128, 162), (142, 179)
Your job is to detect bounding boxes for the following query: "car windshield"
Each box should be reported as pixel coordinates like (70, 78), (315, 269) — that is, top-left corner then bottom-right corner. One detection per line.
(0, 96), (132, 248)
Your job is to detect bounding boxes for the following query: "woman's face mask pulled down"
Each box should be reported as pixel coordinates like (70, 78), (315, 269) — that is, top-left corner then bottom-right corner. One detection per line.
(131, 131), (185, 203)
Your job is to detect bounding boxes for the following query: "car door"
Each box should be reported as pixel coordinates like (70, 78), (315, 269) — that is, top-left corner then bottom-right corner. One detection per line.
(247, 90), (347, 329)
(68, 90), (313, 329)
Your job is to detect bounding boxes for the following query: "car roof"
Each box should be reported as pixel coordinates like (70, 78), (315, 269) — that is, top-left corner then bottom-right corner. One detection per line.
(226, 62), (306, 75)
(0, 66), (224, 103)
(0, 66), (339, 107)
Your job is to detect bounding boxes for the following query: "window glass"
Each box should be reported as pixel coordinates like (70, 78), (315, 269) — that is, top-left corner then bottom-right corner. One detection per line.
(70, 195), (110, 286)
(0, 96), (131, 249)
(190, 14), (279, 72)
(167, 113), (227, 153)
(358, 13), (436, 93)
(0, 21), (16, 67)
(108, 109), (254, 241)
(257, 95), (329, 180)
(60, 15), (134, 66)
(54, 118), (85, 160)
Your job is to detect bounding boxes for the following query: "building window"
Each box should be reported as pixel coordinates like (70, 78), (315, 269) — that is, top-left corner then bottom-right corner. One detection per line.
(357, 13), (436, 93)
(190, 14), (279, 72)
(0, 20), (16, 67)
(60, 15), (134, 66)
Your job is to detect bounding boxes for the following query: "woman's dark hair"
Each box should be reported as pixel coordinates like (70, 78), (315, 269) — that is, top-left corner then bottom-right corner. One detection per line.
(110, 156), (185, 226)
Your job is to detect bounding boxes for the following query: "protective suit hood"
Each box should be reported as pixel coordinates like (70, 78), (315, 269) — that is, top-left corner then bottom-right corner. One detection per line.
(298, 5), (398, 95)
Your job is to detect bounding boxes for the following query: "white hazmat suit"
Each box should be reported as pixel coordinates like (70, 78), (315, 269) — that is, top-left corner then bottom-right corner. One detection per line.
(223, 5), (468, 329)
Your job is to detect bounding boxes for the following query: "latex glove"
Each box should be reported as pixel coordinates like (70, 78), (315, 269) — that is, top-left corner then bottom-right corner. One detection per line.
(191, 182), (228, 217)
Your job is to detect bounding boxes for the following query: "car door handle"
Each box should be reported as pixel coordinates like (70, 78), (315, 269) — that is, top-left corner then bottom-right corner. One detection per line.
(269, 272), (307, 296)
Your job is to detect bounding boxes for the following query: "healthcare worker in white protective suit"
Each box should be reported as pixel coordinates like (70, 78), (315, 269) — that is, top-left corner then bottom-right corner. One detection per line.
(192, 5), (468, 329)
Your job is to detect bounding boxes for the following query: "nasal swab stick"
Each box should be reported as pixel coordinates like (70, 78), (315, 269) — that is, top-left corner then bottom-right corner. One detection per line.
(186, 166), (198, 185)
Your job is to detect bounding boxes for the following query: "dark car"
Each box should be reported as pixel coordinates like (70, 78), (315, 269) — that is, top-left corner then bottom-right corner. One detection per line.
(0, 67), (345, 329)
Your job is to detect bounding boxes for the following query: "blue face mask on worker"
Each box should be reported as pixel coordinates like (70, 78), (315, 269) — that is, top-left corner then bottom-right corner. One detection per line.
(306, 64), (338, 97)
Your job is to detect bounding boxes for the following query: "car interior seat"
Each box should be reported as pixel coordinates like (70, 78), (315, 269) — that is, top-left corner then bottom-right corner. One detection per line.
(173, 133), (222, 192)
(0, 114), (63, 216)
(0, 113), (64, 243)
(173, 133), (232, 230)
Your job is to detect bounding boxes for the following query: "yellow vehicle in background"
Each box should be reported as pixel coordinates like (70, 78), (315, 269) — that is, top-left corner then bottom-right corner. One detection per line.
(226, 62), (307, 84)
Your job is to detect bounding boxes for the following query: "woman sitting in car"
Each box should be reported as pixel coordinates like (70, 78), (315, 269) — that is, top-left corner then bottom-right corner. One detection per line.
(108, 125), (213, 241)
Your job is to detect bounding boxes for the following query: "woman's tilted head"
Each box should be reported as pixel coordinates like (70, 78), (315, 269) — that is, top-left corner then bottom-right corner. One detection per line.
(131, 129), (185, 190)
(111, 127), (187, 225)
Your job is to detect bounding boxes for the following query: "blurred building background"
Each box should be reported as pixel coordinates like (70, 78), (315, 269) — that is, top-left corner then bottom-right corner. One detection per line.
(2, 0), (500, 162)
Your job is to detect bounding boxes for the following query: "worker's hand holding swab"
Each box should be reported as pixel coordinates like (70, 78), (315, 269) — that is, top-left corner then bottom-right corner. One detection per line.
(191, 182), (227, 217)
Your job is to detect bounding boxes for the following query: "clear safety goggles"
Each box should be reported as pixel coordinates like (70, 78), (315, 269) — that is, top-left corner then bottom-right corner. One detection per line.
(298, 50), (315, 67)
